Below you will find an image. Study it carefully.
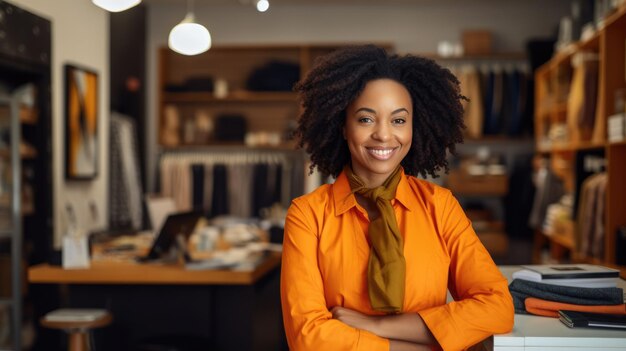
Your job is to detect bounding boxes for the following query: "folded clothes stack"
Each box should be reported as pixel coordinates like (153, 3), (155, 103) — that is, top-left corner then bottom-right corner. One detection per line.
(525, 297), (626, 318)
(508, 264), (625, 318)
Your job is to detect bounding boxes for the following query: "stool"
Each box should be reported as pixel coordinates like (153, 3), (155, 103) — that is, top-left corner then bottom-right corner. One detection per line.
(40, 309), (112, 351)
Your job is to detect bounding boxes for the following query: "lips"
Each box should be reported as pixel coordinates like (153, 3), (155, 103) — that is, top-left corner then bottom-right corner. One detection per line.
(367, 147), (398, 160)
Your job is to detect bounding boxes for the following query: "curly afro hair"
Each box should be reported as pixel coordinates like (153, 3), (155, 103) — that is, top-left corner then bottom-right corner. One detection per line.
(294, 44), (466, 179)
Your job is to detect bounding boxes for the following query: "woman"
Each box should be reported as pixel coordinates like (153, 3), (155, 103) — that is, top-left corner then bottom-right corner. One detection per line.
(280, 45), (514, 351)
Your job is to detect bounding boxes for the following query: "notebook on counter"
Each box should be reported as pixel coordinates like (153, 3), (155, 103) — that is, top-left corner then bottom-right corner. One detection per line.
(559, 310), (626, 329)
(512, 264), (620, 288)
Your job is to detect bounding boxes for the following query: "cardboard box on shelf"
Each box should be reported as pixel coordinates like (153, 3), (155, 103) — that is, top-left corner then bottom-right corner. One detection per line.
(462, 30), (493, 55)
(447, 170), (508, 196)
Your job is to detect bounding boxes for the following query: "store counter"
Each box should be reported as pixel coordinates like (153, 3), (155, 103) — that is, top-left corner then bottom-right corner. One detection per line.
(493, 266), (626, 351)
(28, 251), (285, 351)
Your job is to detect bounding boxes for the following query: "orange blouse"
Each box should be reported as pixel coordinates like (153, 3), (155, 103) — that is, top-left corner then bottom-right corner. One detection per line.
(280, 169), (514, 351)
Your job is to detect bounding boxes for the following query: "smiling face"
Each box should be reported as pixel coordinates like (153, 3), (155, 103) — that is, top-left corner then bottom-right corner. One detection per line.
(343, 79), (413, 187)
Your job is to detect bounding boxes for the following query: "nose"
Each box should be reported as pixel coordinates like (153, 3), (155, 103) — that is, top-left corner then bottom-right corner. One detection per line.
(372, 122), (391, 141)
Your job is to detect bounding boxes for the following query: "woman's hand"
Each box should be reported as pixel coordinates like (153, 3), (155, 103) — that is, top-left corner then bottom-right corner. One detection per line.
(331, 306), (438, 347)
(330, 306), (381, 335)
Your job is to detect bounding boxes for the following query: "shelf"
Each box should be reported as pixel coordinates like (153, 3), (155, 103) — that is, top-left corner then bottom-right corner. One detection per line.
(0, 146), (37, 160)
(577, 31), (601, 52)
(447, 172), (508, 196)
(549, 46), (577, 69)
(420, 52), (527, 61)
(608, 140), (626, 147)
(19, 105), (38, 124)
(160, 141), (299, 152)
(545, 233), (574, 250)
(162, 91), (298, 103)
(463, 136), (534, 144)
(537, 140), (606, 153)
(533, 6), (626, 273)
(554, 102), (568, 115)
(603, 5), (626, 29)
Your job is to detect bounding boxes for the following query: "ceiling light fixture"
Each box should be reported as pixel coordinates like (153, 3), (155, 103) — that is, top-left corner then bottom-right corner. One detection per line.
(256, 0), (269, 12)
(168, 0), (212, 56)
(92, 0), (141, 12)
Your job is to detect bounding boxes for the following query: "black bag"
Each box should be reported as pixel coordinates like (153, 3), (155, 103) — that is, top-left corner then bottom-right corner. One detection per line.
(214, 114), (247, 142)
(246, 61), (300, 91)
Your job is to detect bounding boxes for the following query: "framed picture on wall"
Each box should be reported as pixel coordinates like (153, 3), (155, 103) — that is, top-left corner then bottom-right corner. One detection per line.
(65, 64), (98, 180)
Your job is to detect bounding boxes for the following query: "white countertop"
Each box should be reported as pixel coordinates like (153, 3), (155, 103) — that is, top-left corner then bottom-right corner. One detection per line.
(494, 266), (626, 350)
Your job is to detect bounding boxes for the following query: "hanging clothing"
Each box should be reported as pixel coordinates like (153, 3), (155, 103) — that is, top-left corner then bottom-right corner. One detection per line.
(159, 151), (298, 218)
(528, 163), (565, 230)
(457, 66), (484, 139)
(211, 164), (229, 217)
(191, 164), (204, 212)
(109, 112), (143, 230)
(227, 163), (254, 218)
(576, 172), (607, 258)
(203, 163), (214, 216)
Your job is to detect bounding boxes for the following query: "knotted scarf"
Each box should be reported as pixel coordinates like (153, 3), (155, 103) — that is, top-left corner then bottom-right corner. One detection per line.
(345, 165), (405, 313)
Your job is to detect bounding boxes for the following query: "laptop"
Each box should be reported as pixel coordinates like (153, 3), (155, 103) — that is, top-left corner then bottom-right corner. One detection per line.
(136, 211), (203, 262)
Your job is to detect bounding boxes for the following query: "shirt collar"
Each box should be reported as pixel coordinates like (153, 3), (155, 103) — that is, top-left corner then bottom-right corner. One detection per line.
(332, 167), (417, 216)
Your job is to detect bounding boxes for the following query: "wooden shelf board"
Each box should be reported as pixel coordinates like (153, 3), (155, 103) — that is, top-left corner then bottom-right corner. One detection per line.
(547, 233), (574, 250)
(576, 31), (601, 52)
(0, 147), (38, 159)
(538, 226), (575, 250)
(19, 106), (38, 125)
(535, 64), (551, 77)
(162, 91), (298, 103)
(160, 142), (299, 152)
(463, 136), (534, 144)
(420, 52), (527, 61)
(603, 6), (626, 29)
(554, 102), (568, 115)
(550, 46), (576, 69)
(608, 140), (626, 147)
(536, 140), (606, 153)
(576, 140), (607, 150)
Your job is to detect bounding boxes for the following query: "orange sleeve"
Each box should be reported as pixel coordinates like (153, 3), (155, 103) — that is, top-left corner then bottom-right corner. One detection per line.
(280, 198), (389, 351)
(418, 189), (514, 351)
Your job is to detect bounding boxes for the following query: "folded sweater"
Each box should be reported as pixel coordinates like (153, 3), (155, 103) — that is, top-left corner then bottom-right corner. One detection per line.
(508, 279), (624, 314)
(524, 297), (626, 318)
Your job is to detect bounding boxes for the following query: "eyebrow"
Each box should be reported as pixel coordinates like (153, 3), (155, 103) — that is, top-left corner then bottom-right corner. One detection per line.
(354, 107), (409, 115)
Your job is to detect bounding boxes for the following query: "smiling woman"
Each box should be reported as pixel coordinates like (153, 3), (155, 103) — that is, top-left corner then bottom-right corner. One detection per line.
(280, 45), (515, 351)
(343, 79), (413, 188)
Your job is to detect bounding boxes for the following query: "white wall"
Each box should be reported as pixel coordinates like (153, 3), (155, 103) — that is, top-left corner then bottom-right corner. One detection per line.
(12, 0), (109, 247)
(146, 0), (572, 191)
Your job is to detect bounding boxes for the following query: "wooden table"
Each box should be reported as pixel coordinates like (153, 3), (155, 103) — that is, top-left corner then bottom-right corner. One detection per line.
(28, 252), (281, 285)
(28, 252), (285, 351)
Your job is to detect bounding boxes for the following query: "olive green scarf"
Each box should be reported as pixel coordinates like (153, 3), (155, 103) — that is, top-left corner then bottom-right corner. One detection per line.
(345, 165), (405, 313)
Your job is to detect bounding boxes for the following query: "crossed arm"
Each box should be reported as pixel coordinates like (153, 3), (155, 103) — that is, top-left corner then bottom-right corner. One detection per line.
(331, 306), (438, 351)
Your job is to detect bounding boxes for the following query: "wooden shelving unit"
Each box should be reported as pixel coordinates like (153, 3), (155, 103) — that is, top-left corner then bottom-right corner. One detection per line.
(532, 6), (626, 278)
(158, 43), (392, 148)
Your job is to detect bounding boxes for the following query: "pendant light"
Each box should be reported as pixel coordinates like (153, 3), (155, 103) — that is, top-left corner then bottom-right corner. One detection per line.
(256, 0), (269, 12)
(92, 0), (141, 12)
(168, 0), (212, 56)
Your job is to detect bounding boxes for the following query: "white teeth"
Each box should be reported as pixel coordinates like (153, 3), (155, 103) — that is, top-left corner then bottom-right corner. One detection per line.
(372, 149), (392, 156)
